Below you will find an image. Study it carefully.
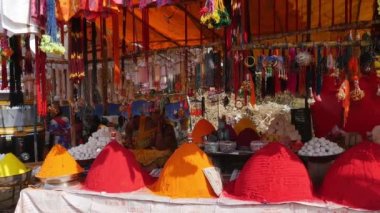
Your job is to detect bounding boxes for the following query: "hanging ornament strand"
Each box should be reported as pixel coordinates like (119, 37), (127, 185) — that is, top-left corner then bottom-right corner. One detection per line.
(0, 35), (11, 90)
(200, 0), (231, 29)
(40, 0), (65, 55)
(9, 36), (23, 107)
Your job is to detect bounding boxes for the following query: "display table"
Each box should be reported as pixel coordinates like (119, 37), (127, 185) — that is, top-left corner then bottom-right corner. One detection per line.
(15, 186), (362, 213)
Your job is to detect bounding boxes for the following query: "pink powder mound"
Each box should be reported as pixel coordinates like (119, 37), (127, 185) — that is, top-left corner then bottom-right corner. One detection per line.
(228, 142), (315, 203)
(320, 141), (380, 210)
(84, 140), (154, 193)
(236, 128), (260, 147)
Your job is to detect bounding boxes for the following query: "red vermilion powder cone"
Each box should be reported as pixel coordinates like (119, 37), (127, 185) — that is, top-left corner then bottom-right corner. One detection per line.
(84, 141), (154, 193)
(229, 142), (315, 203)
(320, 141), (380, 210)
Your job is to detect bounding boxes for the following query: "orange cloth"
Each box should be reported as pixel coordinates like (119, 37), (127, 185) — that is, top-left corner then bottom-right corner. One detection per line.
(56, 0), (81, 22)
(36, 144), (83, 178)
(348, 57), (360, 81)
(191, 119), (215, 143)
(149, 143), (216, 198)
(342, 79), (350, 127)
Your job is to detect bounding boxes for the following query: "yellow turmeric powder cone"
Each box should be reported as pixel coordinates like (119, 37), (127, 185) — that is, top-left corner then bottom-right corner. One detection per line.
(0, 153), (30, 177)
(36, 144), (83, 178)
(149, 143), (216, 198)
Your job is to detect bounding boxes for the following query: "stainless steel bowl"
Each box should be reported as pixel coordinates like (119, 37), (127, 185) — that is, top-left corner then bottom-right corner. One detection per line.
(36, 173), (82, 185)
(0, 169), (32, 187)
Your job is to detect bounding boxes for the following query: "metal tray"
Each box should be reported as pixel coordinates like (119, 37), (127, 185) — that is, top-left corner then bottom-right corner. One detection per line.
(0, 169), (32, 187)
(36, 173), (82, 185)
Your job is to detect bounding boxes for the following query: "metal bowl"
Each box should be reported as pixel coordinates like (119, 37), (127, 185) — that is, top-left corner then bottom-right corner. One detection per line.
(36, 173), (82, 185)
(0, 169), (32, 187)
(219, 141), (237, 153)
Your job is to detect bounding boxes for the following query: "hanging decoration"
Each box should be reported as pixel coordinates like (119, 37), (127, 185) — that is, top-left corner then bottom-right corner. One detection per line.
(350, 78), (365, 101)
(315, 46), (324, 101)
(40, 0), (65, 55)
(24, 35), (34, 100)
(337, 79), (350, 127)
(0, 35), (11, 90)
(360, 33), (374, 74)
(200, 0), (231, 29)
(348, 56), (364, 101)
(68, 18), (85, 83)
(35, 45), (47, 116)
(9, 36), (23, 107)
(24, 35), (33, 74)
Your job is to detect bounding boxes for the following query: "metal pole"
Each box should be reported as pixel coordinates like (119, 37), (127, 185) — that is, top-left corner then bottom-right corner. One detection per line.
(33, 38), (39, 163)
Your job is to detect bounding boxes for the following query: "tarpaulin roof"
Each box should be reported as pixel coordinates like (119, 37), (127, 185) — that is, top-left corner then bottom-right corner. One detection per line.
(99, 1), (224, 52)
(246, 0), (375, 44)
(88, 0), (376, 53)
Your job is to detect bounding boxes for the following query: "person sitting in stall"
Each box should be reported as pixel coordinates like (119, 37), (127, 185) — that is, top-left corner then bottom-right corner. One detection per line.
(125, 111), (177, 171)
(47, 103), (71, 149)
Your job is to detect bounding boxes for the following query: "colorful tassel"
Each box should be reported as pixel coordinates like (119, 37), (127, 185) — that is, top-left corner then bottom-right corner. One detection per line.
(35, 45), (47, 116)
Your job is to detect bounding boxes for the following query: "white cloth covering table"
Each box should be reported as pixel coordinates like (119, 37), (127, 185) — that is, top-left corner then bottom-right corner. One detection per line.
(15, 185), (368, 213)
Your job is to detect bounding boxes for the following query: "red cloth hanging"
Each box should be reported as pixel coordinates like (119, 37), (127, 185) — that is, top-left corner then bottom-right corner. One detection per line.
(1, 57), (7, 90)
(36, 50), (47, 117)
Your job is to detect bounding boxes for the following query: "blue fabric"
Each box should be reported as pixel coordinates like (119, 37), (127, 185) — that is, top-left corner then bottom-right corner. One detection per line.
(164, 101), (190, 120)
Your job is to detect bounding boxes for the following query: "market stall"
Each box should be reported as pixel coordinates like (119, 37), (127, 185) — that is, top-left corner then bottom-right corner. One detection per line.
(0, 0), (379, 212)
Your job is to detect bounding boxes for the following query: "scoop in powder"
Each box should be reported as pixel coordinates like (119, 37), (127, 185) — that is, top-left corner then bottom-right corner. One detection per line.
(149, 143), (217, 198)
(84, 140), (153, 193)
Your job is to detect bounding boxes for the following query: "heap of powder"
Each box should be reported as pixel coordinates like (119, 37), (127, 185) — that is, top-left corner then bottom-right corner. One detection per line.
(236, 128), (261, 147)
(225, 124), (237, 141)
(234, 118), (256, 135)
(149, 143), (216, 198)
(320, 141), (380, 210)
(192, 119), (216, 143)
(36, 144), (84, 178)
(230, 142), (315, 203)
(0, 153), (29, 177)
(85, 140), (153, 193)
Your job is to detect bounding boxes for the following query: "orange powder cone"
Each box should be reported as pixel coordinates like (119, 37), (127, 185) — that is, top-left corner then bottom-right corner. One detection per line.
(36, 144), (83, 178)
(191, 119), (215, 144)
(234, 117), (256, 135)
(149, 143), (217, 198)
